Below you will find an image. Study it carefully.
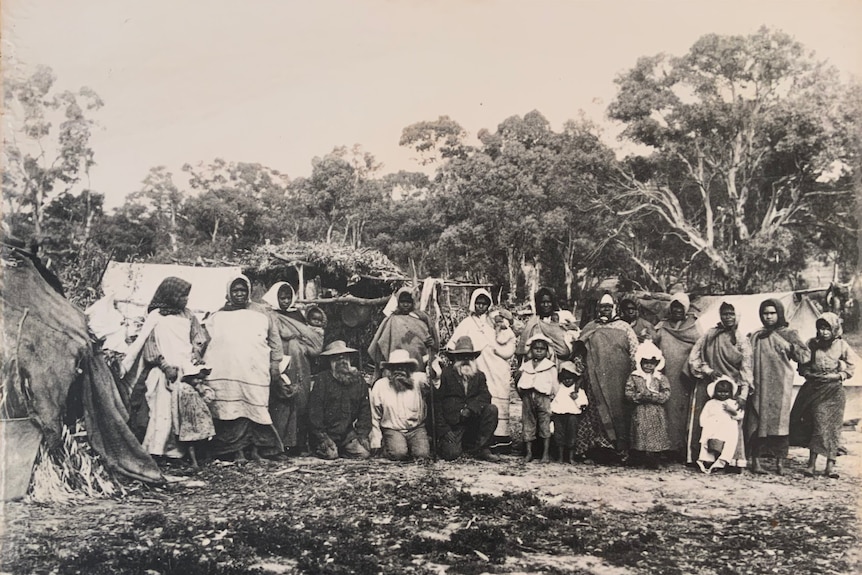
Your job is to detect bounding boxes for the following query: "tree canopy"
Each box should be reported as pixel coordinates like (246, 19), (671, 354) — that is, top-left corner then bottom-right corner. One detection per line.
(4, 29), (859, 307)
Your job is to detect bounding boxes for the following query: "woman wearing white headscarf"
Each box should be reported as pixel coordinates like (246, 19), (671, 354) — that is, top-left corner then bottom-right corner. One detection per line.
(204, 274), (284, 461)
(260, 281), (326, 456)
(579, 293), (639, 455)
(653, 292), (702, 459)
(448, 288), (516, 448)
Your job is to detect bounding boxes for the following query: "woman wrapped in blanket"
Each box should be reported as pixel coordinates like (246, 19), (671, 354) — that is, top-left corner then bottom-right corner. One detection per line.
(515, 286), (571, 362)
(260, 281), (325, 457)
(790, 312), (855, 479)
(121, 276), (208, 459)
(204, 275), (285, 462)
(578, 293), (639, 458)
(688, 302), (753, 472)
(747, 298), (810, 475)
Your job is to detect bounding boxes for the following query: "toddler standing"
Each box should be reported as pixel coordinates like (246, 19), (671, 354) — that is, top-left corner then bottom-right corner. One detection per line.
(551, 356), (589, 463)
(697, 377), (744, 474)
(172, 361), (216, 468)
(517, 334), (559, 463)
(625, 341), (671, 468)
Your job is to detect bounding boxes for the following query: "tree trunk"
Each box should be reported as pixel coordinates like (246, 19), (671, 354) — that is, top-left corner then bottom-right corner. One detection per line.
(211, 217), (220, 243)
(506, 246), (518, 305)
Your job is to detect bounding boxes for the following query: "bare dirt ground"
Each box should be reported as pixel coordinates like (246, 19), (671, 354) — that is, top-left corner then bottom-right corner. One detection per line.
(1, 426), (860, 575)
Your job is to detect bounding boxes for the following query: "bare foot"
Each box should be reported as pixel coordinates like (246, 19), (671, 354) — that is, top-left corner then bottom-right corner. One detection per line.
(540, 454), (550, 463)
(524, 453), (534, 463)
(234, 450), (247, 463)
(802, 467), (816, 477)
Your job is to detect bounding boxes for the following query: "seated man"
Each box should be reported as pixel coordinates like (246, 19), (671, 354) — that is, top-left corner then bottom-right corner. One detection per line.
(308, 341), (371, 460)
(369, 349), (431, 461)
(433, 336), (501, 462)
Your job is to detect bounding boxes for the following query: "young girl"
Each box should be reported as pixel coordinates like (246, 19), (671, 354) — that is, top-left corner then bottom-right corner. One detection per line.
(517, 334), (559, 463)
(551, 356), (589, 463)
(697, 377), (744, 474)
(172, 361), (216, 468)
(625, 341), (671, 468)
(790, 312), (855, 478)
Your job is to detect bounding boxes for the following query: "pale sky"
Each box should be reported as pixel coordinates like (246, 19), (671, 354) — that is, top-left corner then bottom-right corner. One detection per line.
(3, 0), (861, 208)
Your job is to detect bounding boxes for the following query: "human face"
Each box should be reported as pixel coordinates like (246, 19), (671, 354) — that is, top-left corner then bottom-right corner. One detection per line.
(390, 366), (409, 378)
(668, 302), (686, 322)
(277, 286), (293, 311)
(474, 296), (491, 316)
(397, 296), (413, 314)
(230, 281), (249, 306)
(621, 303), (638, 323)
(307, 311), (325, 328)
(720, 308), (736, 329)
(330, 354), (352, 373)
(713, 383), (733, 401)
(816, 321), (834, 342)
(640, 358), (658, 374)
(538, 295), (555, 317)
(598, 303), (614, 320)
(761, 305), (779, 328)
(531, 341), (549, 361)
(177, 294), (189, 309)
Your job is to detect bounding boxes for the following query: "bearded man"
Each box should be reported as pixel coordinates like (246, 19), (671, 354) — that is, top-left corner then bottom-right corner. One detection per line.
(369, 349), (431, 461)
(433, 336), (501, 462)
(308, 341), (372, 460)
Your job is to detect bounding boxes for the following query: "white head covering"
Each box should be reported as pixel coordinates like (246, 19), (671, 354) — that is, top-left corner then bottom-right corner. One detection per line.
(707, 376), (738, 399)
(635, 340), (665, 372)
(670, 292), (691, 314)
(261, 281), (296, 311)
(469, 288), (494, 314)
(225, 274), (252, 303)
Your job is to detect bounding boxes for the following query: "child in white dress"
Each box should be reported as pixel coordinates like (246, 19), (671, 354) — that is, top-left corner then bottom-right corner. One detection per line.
(551, 360), (589, 463)
(697, 377), (744, 474)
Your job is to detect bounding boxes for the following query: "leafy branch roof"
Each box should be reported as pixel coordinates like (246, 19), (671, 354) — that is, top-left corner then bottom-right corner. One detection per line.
(242, 241), (407, 281)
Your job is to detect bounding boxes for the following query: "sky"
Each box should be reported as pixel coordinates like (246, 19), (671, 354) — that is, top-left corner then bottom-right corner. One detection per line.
(3, 0), (862, 209)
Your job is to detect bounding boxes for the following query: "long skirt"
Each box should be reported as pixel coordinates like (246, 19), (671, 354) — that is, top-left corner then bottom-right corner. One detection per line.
(573, 378), (615, 455)
(630, 403), (671, 453)
(209, 418), (283, 456)
(789, 380), (846, 459)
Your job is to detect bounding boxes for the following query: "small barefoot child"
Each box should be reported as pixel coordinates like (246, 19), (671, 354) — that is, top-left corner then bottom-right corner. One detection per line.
(625, 341), (671, 469)
(551, 354), (589, 463)
(172, 362), (216, 468)
(791, 312), (855, 479)
(517, 334), (559, 463)
(697, 377), (744, 474)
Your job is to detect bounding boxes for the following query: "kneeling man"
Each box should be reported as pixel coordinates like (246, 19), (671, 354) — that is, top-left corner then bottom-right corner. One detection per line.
(308, 341), (372, 459)
(434, 336), (501, 462)
(370, 349), (431, 461)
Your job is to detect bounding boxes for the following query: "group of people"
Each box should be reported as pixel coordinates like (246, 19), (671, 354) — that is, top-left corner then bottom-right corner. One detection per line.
(118, 276), (855, 479)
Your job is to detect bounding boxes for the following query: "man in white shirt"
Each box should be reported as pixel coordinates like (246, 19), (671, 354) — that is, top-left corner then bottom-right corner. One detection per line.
(369, 349), (431, 461)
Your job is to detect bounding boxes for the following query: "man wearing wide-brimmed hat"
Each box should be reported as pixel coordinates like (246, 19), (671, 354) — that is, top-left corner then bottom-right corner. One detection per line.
(433, 336), (501, 462)
(369, 349), (431, 461)
(308, 340), (372, 459)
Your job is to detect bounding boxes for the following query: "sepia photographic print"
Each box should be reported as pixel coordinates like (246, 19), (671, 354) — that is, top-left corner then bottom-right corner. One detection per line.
(2, 1), (861, 573)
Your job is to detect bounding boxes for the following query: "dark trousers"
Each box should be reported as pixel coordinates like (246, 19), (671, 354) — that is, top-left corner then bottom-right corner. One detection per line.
(437, 403), (498, 461)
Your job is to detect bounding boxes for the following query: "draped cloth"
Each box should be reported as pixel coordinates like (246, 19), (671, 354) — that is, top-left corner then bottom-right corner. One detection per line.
(204, 278), (284, 456)
(790, 322), (855, 459)
(516, 317), (570, 361)
(654, 315), (701, 452)
(449, 289), (516, 437)
(747, 306), (809, 445)
(688, 325), (753, 465)
(122, 310), (206, 457)
(368, 311), (437, 375)
(579, 319), (638, 450)
(268, 310), (324, 448)
(205, 308), (276, 424)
